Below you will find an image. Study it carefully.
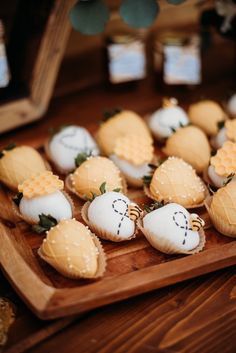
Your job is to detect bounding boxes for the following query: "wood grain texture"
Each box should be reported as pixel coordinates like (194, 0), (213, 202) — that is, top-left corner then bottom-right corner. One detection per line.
(26, 267), (236, 353)
(0, 99), (37, 133)
(0, 272), (77, 353)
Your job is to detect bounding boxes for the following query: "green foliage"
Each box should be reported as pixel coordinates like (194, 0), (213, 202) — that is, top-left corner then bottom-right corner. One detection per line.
(69, 0), (189, 35)
(144, 201), (165, 213)
(0, 142), (16, 159)
(12, 192), (23, 207)
(208, 183), (218, 195)
(48, 124), (70, 136)
(69, 0), (109, 35)
(179, 121), (186, 128)
(85, 192), (98, 203)
(120, 0), (159, 28)
(217, 121), (225, 130)
(32, 214), (58, 234)
(211, 149), (217, 157)
(147, 163), (157, 170)
(143, 175), (153, 186)
(102, 108), (122, 122)
(223, 173), (235, 187)
(143, 163), (158, 185)
(85, 182), (121, 202)
(99, 182), (107, 194)
(75, 151), (92, 167)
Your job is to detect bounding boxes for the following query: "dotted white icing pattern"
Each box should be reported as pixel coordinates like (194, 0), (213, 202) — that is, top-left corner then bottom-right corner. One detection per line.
(151, 157), (205, 204)
(43, 220), (99, 276)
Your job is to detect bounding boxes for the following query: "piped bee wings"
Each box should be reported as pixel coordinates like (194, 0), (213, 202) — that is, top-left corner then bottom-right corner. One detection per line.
(128, 203), (143, 221)
(189, 213), (205, 232)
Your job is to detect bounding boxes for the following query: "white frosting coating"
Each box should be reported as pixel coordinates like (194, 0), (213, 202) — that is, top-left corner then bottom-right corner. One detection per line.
(87, 191), (135, 239)
(211, 127), (227, 149)
(48, 126), (99, 172)
(149, 106), (189, 139)
(228, 93), (236, 116)
(109, 154), (151, 181)
(208, 165), (228, 188)
(143, 203), (200, 251)
(19, 190), (72, 223)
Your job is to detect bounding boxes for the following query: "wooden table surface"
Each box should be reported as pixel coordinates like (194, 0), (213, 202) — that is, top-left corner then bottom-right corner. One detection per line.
(1, 78), (236, 353)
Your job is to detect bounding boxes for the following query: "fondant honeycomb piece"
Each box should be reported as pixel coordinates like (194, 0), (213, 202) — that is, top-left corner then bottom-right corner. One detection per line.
(18, 171), (64, 199)
(211, 141), (236, 177)
(114, 134), (153, 166)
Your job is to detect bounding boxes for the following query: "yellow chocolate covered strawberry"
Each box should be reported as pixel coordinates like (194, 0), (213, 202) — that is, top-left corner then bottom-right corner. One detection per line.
(163, 126), (211, 173)
(205, 180), (236, 237)
(38, 219), (106, 279)
(114, 134), (153, 166)
(188, 100), (227, 136)
(96, 110), (152, 156)
(225, 119), (236, 142)
(0, 145), (47, 191)
(67, 155), (124, 200)
(146, 157), (206, 208)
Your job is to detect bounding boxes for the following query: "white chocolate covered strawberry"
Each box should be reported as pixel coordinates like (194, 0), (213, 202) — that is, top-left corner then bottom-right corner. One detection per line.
(17, 171), (73, 224)
(139, 203), (205, 254)
(46, 125), (99, 173)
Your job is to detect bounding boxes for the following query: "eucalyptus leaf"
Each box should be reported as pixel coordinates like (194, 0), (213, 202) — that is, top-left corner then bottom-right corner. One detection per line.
(69, 0), (109, 35)
(120, 0), (159, 28)
(166, 0), (187, 5)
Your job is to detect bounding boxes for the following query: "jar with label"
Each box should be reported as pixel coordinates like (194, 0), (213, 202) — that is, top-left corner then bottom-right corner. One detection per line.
(153, 32), (201, 89)
(106, 24), (147, 86)
(0, 20), (10, 89)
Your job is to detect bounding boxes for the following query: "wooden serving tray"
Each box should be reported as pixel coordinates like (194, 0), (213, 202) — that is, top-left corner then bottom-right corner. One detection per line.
(1, 151), (236, 320)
